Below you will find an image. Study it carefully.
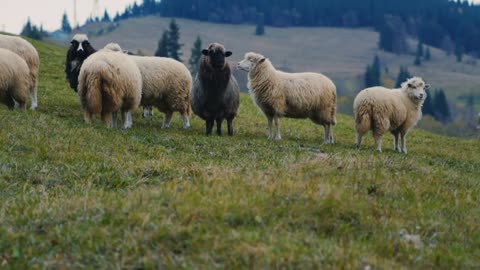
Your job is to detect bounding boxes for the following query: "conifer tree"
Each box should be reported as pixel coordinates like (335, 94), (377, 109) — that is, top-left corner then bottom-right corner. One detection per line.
(395, 66), (411, 88)
(155, 31), (169, 57)
(255, 13), (265, 36)
(61, 11), (72, 33)
(188, 36), (203, 75)
(167, 18), (183, 62)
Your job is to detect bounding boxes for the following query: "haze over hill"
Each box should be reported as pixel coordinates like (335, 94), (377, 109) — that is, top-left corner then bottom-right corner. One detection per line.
(86, 16), (480, 103)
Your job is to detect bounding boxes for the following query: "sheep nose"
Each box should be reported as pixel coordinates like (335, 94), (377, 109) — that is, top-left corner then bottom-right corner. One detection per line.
(419, 93), (425, 99)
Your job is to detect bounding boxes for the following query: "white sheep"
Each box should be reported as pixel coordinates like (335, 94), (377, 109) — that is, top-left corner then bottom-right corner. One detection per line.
(78, 46), (142, 129)
(103, 43), (192, 129)
(237, 52), (337, 143)
(0, 48), (31, 111)
(353, 77), (430, 153)
(0, 34), (40, 110)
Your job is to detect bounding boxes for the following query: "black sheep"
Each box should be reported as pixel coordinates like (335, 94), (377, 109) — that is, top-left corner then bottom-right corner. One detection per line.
(191, 43), (240, 136)
(65, 34), (96, 92)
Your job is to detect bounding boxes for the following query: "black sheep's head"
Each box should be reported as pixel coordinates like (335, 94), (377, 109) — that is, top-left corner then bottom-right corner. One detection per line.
(65, 34), (96, 92)
(202, 43), (232, 70)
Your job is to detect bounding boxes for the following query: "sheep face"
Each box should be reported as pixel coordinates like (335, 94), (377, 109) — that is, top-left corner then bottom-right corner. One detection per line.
(401, 77), (430, 104)
(66, 34), (96, 92)
(69, 34), (94, 59)
(202, 43), (232, 70)
(237, 52), (266, 72)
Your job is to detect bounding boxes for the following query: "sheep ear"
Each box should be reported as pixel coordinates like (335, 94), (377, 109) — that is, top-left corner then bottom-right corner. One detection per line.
(202, 49), (209, 56)
(425, 84), (431, 89)
(259, 58), (267, 64)
(225, 51), (233, 57)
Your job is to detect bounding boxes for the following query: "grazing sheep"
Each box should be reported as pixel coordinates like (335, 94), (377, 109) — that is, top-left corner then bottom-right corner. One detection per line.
(65, 34), (96, 92)
(191, 43), (240, 136)
(237, 52), (337, 143)
(0, 48), (31, 111)
(0, 34), (40, 110)
(78, 46), (142, 129)
(353, 77), (430, 153)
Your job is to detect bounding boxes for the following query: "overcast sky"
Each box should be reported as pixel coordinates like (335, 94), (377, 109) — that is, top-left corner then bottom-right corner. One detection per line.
(0, 0), (136, 34)
(2, 0), (480, 34)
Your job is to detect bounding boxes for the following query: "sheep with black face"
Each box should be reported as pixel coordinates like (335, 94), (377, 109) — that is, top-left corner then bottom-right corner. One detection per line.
(191, 43), (240, 136)
(65, 34), (96, 92)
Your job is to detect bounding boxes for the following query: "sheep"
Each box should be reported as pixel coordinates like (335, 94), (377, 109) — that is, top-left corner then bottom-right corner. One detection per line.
(65, 34), (96, 92)
(191, 43), (240, 136)
(237, 52), (337, 143)
(78, 45), (142, 129)
(0, 48), (31, 111)
(353, 77), (430, 153)
(0, 34), (40, 110)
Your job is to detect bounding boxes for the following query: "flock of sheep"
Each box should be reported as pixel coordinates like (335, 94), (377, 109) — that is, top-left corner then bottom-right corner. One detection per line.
(0, 34), (431, 153)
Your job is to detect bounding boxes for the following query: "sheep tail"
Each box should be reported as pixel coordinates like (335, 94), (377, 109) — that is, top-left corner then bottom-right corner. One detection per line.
(85, 72), (103, 115)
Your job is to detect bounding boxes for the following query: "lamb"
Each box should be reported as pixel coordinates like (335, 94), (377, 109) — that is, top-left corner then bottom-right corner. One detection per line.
(0, 34), (40, 110)
(353, 77), (430, 153)
(191, 43), (240, 136)
(65, 34), (96, 92)
(0, 48), (31, 111)
(77, 45), (142, 129)
(237, 52), (337, 143)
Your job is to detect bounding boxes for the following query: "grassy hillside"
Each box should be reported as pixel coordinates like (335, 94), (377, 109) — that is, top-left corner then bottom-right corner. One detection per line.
(87, 17), (480, 103)
(0, 39), (479, 269)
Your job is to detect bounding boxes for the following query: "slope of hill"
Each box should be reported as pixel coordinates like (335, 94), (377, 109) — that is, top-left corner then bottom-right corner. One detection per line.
(87, 17), (480, 103)
(0, 38), (479, 268)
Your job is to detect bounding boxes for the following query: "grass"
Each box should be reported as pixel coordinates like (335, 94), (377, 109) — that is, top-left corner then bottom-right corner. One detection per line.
(0, 38), (479, 269)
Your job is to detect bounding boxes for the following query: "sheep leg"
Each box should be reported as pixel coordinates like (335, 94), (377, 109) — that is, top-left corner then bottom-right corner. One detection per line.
(127, 112), (133, 128)
(205, 118), (214, 135)
(373, 132), (383, 152)
(162, 111), (173, 129)
(267, 116), (273, 140)
(393, 132), (400, 152)
(400, 132), (407, 154)
(227, 118), (234, 136)
(355, 130), (363, 149)
(30, 92), (38, 110)
(329, 125), (335, 144)
(323, 125), (330, 145)
(216, 118), (223, 136)
(111, 112), (117, 128)
(102, 113), (113, 128)
(84, 111), (93, 124)
(121, 110), (133, 130)
(182, 113), (191, 129)
(274, 116), (282, 140)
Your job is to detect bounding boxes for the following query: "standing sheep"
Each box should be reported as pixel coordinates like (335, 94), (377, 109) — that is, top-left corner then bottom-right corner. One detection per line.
(237, 52), (337, 143)
(0, 48), (31, 111)
(0, 34), (40, 110)
(191, 43), (240, 136)
(78, 45), (142, 129)
(65, 34), (96, 92)
(353, 77), (429, 153)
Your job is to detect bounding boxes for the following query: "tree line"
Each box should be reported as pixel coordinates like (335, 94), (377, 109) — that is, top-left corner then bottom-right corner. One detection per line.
(111, 0), (480, 58)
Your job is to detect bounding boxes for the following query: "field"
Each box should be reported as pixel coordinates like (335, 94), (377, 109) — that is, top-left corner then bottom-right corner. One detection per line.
(1, 38), (479, 268)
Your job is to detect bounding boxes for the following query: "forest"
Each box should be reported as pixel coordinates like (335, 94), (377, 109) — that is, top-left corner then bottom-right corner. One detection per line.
(113, 0), (480, 57)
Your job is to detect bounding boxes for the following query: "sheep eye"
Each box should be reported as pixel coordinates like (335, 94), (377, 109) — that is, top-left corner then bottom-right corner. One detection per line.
(408, 83), (414, 88)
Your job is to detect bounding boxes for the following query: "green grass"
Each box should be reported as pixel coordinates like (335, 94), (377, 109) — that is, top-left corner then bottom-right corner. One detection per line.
(1, 39), (479, 269)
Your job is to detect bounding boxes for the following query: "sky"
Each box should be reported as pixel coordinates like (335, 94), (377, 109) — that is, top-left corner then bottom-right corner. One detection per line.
(2, 0), (480, 34)
(0, 0), (136, 34)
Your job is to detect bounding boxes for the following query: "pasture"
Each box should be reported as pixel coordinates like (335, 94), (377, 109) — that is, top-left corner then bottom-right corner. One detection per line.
(0, 38), (479, 268)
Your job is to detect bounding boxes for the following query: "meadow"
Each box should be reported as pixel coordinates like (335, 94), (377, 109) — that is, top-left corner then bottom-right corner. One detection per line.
(0, 38), (479, 269)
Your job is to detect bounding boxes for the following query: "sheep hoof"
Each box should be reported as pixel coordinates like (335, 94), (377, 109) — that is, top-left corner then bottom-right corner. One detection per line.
(377, 149), (382, 153)
(274, 136), (282, 141)
(402, 149), (408, 154)
(161, 125), (170, 129)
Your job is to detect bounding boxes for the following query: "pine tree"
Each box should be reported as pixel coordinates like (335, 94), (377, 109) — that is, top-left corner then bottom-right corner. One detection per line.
(167, 18), (183, 62)
(395, 66), (411, 88)
(364, 55), (381, 88)
(433, 89), (451, 123)
(61, 11), (72, 33)
(255, 13), (265, 36)
(425, 47), (431, 61)
(102, 10), (111, 22)
(188, 36), (203, 75)
(414, 41), (423, 66)
(454, 42), (463, 62)
(155, 31), (169, 57)
(21, 18), (33, 37)
(422, 89), (435, 117)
